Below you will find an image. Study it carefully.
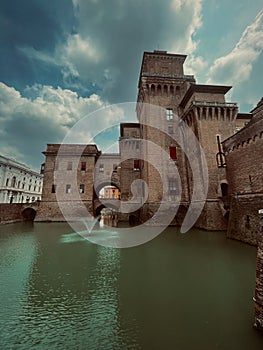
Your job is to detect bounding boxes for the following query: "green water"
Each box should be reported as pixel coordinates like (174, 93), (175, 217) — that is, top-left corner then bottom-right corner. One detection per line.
(0, 222), (262, 349)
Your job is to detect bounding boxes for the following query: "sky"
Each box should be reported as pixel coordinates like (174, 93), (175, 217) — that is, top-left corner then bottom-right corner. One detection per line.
(0, 0), (262, 170)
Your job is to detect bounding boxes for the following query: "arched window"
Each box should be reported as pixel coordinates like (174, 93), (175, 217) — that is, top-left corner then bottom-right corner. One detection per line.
(157, 84), (162, 93)
(11, 176), (16, 188)
(6, 178), (9, 187)
(151, 84), (155, 93)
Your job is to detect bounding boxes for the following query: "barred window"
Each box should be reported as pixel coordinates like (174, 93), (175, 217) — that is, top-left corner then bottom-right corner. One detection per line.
(168, 179), (178, 195)
(99, 164), (104, 173)
(166, 108), (173, 120)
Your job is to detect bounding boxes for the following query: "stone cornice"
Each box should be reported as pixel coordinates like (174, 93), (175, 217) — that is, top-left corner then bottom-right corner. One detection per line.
(180, 84), (232, 109)
(222, 118), (263, 153)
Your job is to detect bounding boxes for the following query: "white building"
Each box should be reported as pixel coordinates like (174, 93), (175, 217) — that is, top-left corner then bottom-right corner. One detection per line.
(0, 155), (43, 203)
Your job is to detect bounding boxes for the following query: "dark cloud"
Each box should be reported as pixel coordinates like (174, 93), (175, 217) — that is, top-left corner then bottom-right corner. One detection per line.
(57, 0), (202, 103)
(1, 0), (261, 170)
(0, 0), (76, 91)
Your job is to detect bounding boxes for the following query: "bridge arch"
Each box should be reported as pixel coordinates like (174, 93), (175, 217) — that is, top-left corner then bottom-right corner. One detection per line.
(95, 203), (119, 217)
(22, 207), (37, 221)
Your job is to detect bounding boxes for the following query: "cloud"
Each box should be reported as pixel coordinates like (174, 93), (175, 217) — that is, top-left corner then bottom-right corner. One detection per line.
(18, 0), (203, 103)
(0, 0), (76, 89)
(170, 0), (203, 54)
(0, 83), (119, 170)
(206, 9), (263, 86)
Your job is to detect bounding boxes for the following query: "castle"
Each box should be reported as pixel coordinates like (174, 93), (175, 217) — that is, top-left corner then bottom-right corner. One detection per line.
(35, 50), (263, 245)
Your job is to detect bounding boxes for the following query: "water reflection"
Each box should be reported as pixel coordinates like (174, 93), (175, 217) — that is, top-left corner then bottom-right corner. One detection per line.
(0, 223), (262, 349)
(99, 213), (118, 228)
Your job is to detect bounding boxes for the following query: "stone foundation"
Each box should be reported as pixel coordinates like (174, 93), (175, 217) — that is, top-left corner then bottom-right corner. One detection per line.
(35, 200), (94, 222)
(0, 203), (39, 224)
(227, 194), (263, 246)
(195, 200), (228, 231)
(140, 200), (227, 231)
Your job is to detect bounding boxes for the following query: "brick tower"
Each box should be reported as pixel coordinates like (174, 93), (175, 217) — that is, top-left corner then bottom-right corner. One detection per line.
(136, 50), (239, 230)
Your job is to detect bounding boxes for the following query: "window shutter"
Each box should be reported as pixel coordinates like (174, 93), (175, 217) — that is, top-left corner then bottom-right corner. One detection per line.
(170, 146), (177, 160)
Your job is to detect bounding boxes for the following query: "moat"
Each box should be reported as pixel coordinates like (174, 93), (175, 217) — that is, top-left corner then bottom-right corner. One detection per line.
(0, 222), (263, 349)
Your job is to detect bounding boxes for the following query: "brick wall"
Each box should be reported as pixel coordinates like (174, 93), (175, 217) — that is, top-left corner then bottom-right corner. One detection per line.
(223, 102), (263, 245)
(0, 203), (39, 224)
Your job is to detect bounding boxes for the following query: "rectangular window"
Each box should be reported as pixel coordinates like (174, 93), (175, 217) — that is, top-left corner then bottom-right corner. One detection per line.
(133, 159), (141, 171)
(79, 184), (85, 193)
(81, 162), (86, 171)
(166, 108), (173, 120)
(51, 184), (56, 193)
(66, 184), (71, 194)
(67, 161), (73, 171)
(99, 164), (104, 173)
(170, 146), (177, 160)
(168, 179), (178, 195)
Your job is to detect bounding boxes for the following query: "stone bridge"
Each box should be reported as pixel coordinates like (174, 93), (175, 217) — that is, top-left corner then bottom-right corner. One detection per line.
(0, 202), (40, 224)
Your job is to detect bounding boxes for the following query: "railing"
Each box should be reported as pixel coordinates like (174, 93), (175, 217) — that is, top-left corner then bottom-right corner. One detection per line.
(192, 101), (238, 108)
(142, 73), (195, 80)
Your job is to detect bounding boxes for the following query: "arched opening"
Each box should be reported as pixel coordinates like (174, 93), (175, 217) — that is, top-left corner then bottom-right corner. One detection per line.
(99, 185), (120, 199)
(157, 84), (162, 94)
(95, 182), (121, 199)
(22, 208), (37, 221)
(95, 204), (106, 217)
(151, 84), (155, 93)
(95, 205), (118, 227)
(163, 85), (168, 95)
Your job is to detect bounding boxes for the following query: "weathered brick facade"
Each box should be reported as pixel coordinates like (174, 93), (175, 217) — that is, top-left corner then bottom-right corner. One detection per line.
(35, 50), (261, 240)
(35, 144), (101, 221)
(222, 98), (263, 245)
(135, 50), (248, 230)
